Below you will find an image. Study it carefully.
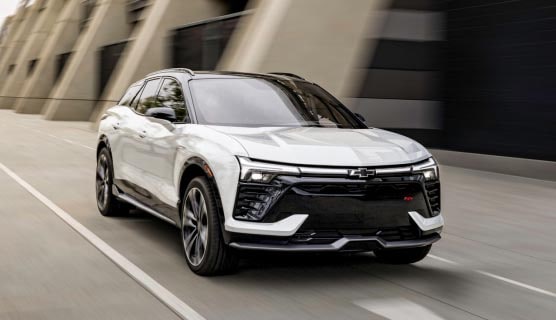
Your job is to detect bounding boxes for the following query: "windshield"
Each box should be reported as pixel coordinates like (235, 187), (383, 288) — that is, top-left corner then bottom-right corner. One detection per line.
(189, 78), (366, 128)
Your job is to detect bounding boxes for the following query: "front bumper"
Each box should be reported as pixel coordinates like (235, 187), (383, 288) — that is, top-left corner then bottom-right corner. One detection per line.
(223, 166), (443, 252)
(228, 213), (442, 252)
(225, 211), (443, 237)
(230, 233), (440, 252)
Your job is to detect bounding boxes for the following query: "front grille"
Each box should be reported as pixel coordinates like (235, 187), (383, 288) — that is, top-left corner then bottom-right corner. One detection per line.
(295, 183), (416, 197)
(425, 181), (441, 215)
(273, 179), (427, 220)
(233, 173), (440, 225)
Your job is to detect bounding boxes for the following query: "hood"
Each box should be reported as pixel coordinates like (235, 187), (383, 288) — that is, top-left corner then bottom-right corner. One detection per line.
(206, 126), (431, 167)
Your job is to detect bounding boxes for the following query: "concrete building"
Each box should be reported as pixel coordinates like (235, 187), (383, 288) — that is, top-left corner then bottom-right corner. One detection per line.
(0, 0), (63, 110)
(0, 0), (554, 172)
(0, 2), (37, 95)
(13, 0), (84, 114)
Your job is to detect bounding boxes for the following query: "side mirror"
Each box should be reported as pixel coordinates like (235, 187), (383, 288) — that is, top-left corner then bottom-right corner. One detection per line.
(145, 107), (177, 122)
(354, 112), (366, 123)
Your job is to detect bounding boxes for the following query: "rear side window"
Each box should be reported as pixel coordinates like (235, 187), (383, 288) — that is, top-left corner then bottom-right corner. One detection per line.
(119, 84), (141, 106)
(135, 78), (162, 114)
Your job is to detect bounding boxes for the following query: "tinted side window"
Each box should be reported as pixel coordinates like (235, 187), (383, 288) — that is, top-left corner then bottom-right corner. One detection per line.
(119, 85), (141, 106)
(135, 78), (162, 114)
(158, 78), (189, 122)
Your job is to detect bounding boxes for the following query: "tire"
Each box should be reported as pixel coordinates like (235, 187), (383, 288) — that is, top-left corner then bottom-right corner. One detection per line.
(374, 245), (432, 264)
(181, 176), (238, 276)
(96, 147), (129, 217)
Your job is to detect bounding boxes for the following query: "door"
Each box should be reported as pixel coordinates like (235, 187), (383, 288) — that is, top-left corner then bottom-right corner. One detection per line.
(117, 77), (162, 200)
(143, 78), (189, 213)
(136, 77), (190, 217)
(108, 83), (142, 184)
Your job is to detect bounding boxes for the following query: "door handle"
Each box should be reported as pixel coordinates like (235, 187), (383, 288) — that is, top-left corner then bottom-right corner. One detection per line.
(138, 130), (147, 139)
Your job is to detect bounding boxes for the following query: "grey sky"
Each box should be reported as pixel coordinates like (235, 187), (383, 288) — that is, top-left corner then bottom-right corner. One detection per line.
(0, 0), (21, 28)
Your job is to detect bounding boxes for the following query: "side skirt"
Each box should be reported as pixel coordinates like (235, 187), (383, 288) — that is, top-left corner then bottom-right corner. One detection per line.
(113, 188), (179, 227)
(113, 179), (180, 225)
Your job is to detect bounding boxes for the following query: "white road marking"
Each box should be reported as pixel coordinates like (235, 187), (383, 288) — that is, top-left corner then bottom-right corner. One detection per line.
(428, 254), (458, 265)
(62, 137), (95, 150)
(475, 270), (556, 299)
(14, 123), (95, 151)
(428, 254), (556, 299)
(0, 162), (205, 320)
(354, 298), (445, 320)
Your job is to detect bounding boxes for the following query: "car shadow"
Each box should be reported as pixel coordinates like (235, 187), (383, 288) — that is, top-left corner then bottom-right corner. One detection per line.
(117, 210), (470, 299)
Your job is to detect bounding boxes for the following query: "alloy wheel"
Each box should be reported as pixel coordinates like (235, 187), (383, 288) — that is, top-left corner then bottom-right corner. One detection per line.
(183, 187), (209, 266)
(96, 154), (110, 210)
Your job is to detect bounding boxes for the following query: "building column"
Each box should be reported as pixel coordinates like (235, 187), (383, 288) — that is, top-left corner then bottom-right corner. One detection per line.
(0, 5), (39, 96)
(0, 0), (67, 110)
(0, 16), (14, 61)
(43, 0), (132, 121)
(92, 0), (227, 124)
(13, 1), (82, 114)
(219, 0), (387, 97)
(0, 5), (26, 70)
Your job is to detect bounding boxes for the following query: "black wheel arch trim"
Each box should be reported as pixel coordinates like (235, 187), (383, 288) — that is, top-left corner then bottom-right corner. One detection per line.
(178, 157), (229, 242)
(97, 135), (111, 157)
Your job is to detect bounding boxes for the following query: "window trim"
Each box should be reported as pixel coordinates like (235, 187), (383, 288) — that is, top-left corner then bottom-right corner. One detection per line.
(131, 77), (163, 115)
(158, 76), (192, 124)
(127, 76), (193, 124)
(118, 83), (142, 107)
(129, 84), (145, 110)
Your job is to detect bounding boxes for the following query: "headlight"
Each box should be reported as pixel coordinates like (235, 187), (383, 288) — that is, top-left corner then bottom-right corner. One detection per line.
(238, 157), (300, 183)
(412, 157), (439, 181)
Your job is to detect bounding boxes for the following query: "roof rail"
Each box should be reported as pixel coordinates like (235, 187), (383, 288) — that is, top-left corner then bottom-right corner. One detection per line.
(146, 68), (195, 78)
(268, 72), (306, 80)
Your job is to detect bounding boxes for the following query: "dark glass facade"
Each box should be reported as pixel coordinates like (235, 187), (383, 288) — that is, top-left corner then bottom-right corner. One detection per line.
(171, 12), (246, 70)
(359, 0), (556, 161)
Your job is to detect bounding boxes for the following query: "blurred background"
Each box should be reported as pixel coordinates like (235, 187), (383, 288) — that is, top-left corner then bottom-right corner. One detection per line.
(0, 0), (554, 171)
(0, 2), (555, 319)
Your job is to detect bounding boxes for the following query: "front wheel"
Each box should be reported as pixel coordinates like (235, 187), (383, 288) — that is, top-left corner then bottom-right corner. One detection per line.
(181, 176), (238, 276)
(374, 245), (431, 264)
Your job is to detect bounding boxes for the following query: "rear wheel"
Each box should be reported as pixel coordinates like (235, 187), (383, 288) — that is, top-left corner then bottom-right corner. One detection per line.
(96, 148), (129, 216)
(181, 176), (238, 275)
(374, 245), (431, 264)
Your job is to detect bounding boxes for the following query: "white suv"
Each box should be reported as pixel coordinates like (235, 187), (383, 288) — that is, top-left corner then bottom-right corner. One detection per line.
(96, 69), (444, 275)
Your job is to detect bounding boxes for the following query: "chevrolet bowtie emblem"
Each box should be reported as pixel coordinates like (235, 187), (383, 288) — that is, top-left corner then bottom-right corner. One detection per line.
(348, 168), (375, 178)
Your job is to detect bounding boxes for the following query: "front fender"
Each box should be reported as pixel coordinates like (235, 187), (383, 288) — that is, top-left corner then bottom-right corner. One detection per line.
(173, 126), (245, 223)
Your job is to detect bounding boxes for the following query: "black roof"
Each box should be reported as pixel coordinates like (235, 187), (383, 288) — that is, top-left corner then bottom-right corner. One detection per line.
(147, 68), (308, 82)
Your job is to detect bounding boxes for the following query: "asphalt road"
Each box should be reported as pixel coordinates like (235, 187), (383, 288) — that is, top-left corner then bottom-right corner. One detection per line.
(0, 110), (555, 320)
